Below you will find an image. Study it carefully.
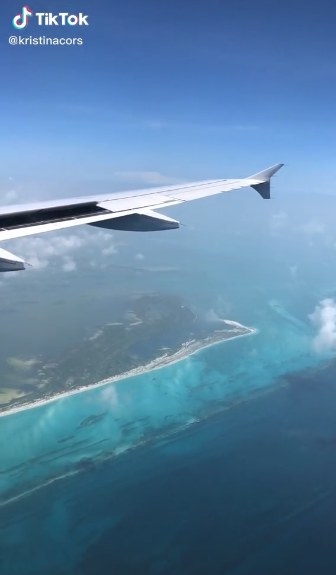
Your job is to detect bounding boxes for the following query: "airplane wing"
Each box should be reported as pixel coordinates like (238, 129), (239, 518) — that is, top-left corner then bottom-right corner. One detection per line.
(0, 163), (283, 271)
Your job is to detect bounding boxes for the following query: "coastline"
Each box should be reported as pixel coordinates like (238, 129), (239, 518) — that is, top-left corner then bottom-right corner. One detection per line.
(0, 322), (258, 419)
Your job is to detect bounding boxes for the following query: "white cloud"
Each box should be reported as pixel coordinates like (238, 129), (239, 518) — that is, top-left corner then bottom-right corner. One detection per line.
(309, 298), (336, 353)
(3, 229), (119, 273)
(101, 386), (119, 407)
(10, 234), (84, 270)
(62, 256), (77, 272)
(0, 176), (22, 205)
(299, 220), (326, 235)
(144, 120), (168, 130)
(269, 211), (288, 233)
(205, 309), (222, 322)
(28, 254), (49, 270)
(102, 244), (118, 256)
(135, 253), (145, 261)
(3, 189), (18, 203)
(289, 265), (298, 278)
(141, 119), (260, 133)
(114, 171), (179, 185)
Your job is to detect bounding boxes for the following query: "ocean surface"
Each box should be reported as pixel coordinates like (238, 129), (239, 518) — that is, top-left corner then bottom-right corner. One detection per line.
(1, 192), (336, 574)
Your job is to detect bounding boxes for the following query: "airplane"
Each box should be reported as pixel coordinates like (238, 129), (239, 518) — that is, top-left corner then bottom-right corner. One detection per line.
(0, 163), (283, 272)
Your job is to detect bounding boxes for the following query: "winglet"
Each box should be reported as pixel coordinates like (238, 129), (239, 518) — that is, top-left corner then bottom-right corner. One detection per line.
(247, 163), (284, 199)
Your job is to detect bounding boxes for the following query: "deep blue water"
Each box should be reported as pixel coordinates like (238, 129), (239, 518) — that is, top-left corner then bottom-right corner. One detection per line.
(2, 365), (336, 575)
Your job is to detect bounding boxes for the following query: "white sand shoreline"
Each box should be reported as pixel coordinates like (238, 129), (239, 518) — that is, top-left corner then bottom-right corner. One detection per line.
(0, 323), (258, 419)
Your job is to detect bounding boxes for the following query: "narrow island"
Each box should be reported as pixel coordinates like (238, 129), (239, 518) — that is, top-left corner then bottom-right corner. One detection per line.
(0, 293), (257, 416)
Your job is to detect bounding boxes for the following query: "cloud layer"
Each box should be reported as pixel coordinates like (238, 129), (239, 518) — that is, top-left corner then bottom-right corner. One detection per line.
(309, 298), (336, 353)
(4, 229), (119, 273)
(114, 170), (180, 185)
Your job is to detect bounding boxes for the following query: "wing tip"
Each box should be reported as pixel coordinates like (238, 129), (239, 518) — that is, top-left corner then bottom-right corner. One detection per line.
(248, 163), (284, 199)
(248, 163), (284, 182)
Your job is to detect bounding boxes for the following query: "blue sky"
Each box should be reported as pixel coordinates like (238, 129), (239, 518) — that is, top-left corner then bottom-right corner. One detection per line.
(1, 0), (336, 199)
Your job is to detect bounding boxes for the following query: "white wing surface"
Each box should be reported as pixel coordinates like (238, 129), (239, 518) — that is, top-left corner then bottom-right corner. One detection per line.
(0, 163), (283, 271)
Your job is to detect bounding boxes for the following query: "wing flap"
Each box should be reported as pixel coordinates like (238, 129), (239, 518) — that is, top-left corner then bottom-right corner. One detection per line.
(89, 209), (180, 232)
(97, 193), (181, 212)
(0, 247), (26, 271)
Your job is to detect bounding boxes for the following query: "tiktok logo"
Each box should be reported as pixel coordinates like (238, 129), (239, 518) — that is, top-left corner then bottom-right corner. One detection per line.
(12, 6), (33, 29)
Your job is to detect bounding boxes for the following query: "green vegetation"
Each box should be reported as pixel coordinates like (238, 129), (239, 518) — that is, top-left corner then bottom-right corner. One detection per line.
(0, 293), (250, 413)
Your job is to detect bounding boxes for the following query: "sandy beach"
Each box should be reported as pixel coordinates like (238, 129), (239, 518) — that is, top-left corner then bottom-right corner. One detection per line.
(0, 321), (257, 419)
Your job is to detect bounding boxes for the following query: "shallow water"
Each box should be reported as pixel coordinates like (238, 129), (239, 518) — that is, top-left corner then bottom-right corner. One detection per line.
(0, 305), (316, 506)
